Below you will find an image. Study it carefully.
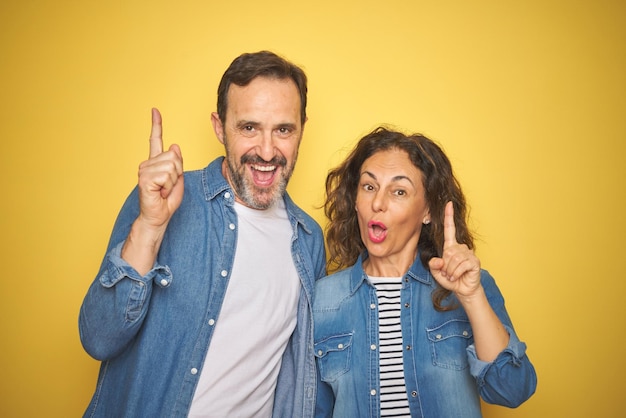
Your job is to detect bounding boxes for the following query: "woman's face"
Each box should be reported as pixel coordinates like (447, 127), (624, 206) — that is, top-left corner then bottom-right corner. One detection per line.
(355, 148), (430, 274)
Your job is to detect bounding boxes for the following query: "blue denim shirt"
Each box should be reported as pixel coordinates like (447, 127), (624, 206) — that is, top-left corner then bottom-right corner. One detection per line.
(79, 157), (326, 418)
(313, 254), (536, 418)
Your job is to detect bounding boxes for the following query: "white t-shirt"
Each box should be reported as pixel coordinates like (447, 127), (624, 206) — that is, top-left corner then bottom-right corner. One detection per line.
(188, 200), (300, 418)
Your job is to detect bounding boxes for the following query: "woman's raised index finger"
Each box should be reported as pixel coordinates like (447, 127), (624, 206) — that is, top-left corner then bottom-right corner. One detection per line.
(443, 201), (458, 247)
(149, 107), (163, 158)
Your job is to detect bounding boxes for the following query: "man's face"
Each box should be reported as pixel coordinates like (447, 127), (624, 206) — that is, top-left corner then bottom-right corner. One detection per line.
(211, 77), (303, 209)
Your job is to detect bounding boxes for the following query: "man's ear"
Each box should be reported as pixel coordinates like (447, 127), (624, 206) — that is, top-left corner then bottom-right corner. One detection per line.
(211, 112), (225, 144)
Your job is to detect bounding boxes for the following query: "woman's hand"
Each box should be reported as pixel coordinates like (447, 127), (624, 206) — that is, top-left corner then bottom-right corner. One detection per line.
(428, 201), (482, 301)
(429, 201), (509, 361)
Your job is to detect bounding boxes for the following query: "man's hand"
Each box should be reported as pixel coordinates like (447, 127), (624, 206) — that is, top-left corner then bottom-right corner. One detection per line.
(137, 108), (184, 230)
(121, 108), (184, 276)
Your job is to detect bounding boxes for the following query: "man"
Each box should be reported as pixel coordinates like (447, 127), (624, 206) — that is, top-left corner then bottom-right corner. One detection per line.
(79, 51), (326, 417)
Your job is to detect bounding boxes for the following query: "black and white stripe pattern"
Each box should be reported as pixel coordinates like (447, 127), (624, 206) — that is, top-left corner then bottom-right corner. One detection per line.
(368, 276), (411, 417)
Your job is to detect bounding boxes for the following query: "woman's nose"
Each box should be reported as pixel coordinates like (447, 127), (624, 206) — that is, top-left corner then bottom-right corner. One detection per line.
(371, 191), (386, 212)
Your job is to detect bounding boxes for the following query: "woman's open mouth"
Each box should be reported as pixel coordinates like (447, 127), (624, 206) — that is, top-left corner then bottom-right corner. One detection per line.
(368, 220), (387, 243)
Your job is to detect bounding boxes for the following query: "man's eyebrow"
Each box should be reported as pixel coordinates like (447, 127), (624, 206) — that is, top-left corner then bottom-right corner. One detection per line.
(235, 120), (260, 129)
(276, 122), (297, 130)
(234, 121), (298, 130)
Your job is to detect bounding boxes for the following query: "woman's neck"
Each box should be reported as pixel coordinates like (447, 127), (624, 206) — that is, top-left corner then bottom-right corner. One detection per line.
(363, 251), (416, 278)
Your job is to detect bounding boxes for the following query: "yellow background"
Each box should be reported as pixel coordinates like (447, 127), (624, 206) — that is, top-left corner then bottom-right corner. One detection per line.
(1, 0), (624, 417)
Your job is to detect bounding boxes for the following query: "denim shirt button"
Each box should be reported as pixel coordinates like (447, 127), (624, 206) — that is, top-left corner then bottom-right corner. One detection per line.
(229, 223), (235, 230)
(411, 391), (417, 397)
(160, 279), (168, 286)
(404, 302), (410, 308)
(370, 389), (376, 396)
(370, 303), (376, 309)
(208, 319), (215, 326)
(370, 344), (376, 351)
(221, 270), (228, 277)
(224, 192), (231, 199)
(406, 345), (412, 350)
(190, 368), (198, 375)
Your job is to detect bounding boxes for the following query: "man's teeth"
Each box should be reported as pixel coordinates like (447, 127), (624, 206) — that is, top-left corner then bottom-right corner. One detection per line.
(253, 165), (276, 172)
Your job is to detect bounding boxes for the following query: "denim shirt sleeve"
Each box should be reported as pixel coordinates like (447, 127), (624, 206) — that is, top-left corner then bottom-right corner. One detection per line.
(465, 273), (538, 408)
(79, 240), (173, 361)
(79, 186), (175, 361)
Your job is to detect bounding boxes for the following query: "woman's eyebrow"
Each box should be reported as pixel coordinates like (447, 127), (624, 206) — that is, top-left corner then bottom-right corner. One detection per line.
(359, 171), (415, 186)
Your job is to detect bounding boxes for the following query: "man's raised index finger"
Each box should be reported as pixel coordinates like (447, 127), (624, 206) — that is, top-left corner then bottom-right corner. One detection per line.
(443, 201), (458, 246)
(149, 107), (163, 158)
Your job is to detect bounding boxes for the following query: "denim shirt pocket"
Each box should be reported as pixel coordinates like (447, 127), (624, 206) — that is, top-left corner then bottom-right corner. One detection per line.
(427, 319), (473, 370)
(314, 333), (353, 382)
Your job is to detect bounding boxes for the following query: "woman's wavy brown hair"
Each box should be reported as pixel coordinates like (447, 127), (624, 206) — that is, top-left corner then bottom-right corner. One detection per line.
(324, 126), (474, 311)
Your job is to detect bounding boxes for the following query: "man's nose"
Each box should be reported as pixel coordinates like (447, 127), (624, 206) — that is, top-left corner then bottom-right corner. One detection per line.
(253, 130), (275, 161)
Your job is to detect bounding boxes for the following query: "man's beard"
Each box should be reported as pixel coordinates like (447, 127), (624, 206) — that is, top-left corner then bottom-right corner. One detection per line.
(225, 152), (295, 210)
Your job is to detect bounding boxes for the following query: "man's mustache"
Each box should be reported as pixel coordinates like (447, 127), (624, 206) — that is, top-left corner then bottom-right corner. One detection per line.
(241, 154), (287, 168)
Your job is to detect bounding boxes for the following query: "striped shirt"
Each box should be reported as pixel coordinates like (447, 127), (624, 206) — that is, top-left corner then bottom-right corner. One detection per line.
(368, 275), (411, 417)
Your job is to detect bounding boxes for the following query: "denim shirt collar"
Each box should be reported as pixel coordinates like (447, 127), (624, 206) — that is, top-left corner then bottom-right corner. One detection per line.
(201, 157), (232, 202)
(349, 251), (434, 292)
(201, 156), (314, 236)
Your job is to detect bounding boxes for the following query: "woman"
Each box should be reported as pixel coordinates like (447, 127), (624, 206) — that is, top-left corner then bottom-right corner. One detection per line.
(314, 127), (536, 417)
